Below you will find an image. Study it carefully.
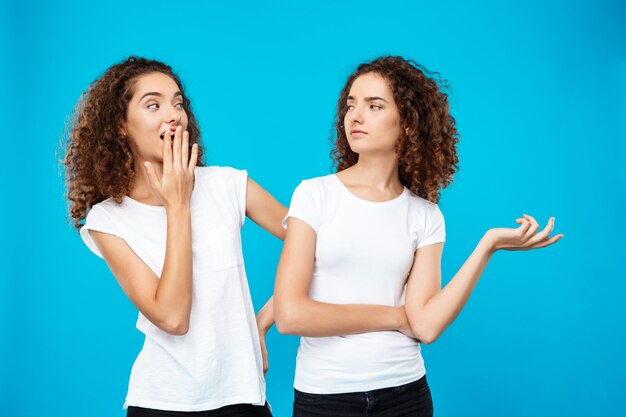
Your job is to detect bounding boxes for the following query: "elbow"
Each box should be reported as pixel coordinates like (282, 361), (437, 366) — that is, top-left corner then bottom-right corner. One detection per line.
(410, 323), (441, 345)
(417, 332), (438, 345)
(274, 303), (301, 335)
(168, 322), (190, 336)
(159, 317), (190, 336)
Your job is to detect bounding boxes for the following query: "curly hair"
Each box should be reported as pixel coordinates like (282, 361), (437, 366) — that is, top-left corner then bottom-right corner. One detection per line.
(63, 56), (205, 230)
(331, 56), (459, 204)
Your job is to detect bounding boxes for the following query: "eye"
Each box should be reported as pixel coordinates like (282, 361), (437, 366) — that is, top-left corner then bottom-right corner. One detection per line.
(370, 104), (382, 110)
(175, 102), (184, 110)
(346, 104), (355, 111)
(147, 103), (159, 109)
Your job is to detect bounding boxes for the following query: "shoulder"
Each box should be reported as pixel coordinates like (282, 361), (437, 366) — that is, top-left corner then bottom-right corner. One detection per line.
(85, 198), (119, 222)
(406, 191), (441, 215)
(287, 175), (339, 217)
(194, 165), (248, 189)
(194, 165), (246, 180)
(296, 174), (336, 193)
(80, 198), (123, 255)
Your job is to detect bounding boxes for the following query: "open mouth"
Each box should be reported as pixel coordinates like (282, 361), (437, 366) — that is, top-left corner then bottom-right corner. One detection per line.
(159, 131), (176, 141)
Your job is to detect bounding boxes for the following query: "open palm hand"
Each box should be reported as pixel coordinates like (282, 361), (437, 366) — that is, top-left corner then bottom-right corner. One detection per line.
(486, 214), (564, 251)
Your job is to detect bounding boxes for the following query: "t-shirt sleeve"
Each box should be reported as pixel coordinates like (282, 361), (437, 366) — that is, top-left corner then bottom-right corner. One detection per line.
(282, 180), (321, 232)
(79, 205), (122, 259)
(416, 204), (446, 250)
(219, 166), (248, 227)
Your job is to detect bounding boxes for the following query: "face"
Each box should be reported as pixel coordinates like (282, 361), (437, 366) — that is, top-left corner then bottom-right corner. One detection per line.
(344, 72), (402, 155)
(123, 72), (188, 162)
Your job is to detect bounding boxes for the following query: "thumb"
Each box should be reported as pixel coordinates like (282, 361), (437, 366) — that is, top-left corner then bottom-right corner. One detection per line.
(144, 162), (161, 193)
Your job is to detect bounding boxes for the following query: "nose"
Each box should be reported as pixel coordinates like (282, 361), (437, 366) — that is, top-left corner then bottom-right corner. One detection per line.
(165, 104), (181, 124)
(348, 105), (363, 125)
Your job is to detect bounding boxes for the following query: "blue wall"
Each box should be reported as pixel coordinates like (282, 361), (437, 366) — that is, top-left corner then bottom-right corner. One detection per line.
(2, 0), (625, 416)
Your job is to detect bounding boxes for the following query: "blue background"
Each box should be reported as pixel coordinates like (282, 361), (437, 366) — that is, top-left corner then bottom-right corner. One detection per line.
(2, 0), (625, 416)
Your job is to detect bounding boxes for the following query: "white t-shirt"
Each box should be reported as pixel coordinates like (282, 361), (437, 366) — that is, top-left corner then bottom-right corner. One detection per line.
(283, 174), (446, 394)
(80, 166), (266, 412)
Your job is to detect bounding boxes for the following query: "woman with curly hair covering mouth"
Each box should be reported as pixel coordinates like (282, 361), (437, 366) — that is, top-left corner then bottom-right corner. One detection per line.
(63, 56), (284, 416)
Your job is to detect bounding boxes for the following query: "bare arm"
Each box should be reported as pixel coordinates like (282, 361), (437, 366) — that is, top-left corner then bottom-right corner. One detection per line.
(246, 177), (287, 240)
(91, 209), (192, 335)
(90, 127), (198, 336)
(274, 217), (409, 337)
(405, 214), (563, 344)
(255, 296), (274, 375)
(244, 177), (287, 373)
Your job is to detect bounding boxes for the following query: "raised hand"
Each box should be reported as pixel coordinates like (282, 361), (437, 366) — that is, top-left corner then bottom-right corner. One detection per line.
(484, 214), (563, 252)
(143, 126), (198, 210)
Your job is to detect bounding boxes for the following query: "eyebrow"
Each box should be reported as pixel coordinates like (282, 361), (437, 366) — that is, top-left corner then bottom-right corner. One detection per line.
(139, 91), (183, 101)
(347, 95), (389, 103)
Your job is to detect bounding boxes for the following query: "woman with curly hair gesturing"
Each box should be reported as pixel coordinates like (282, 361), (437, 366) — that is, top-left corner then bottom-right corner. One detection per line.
(64, 57), (284, 416)
(274, 56), (563, 417)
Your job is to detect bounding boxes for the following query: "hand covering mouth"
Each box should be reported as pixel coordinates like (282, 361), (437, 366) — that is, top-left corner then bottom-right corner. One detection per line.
(159, 130), (176, 140)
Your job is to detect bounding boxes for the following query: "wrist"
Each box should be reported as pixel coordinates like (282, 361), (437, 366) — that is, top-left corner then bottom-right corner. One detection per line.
(256, 314), (272, 333)
(393, 307), (407, 331)
(166, 203), (191, 216)
(479, 232), (497, 255)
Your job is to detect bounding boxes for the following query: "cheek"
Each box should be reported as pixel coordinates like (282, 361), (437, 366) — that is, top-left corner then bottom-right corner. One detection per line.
(130, 113), (158, 133)
(384, 115), (402, 134)
(379, 116), (402, 144)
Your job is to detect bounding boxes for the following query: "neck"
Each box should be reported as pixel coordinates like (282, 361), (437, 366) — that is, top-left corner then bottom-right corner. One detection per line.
(349, 152), (402, 191)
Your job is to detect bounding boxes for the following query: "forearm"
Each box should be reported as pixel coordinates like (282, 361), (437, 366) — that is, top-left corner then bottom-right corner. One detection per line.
(276, 298), (404, 337)
(408, 237), (494, 343)
(153, 205), (193, 332)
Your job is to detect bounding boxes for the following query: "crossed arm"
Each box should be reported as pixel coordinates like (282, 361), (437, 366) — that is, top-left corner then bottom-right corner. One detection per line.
(274, 217), (412, 338)
(274, 214), (562, 343)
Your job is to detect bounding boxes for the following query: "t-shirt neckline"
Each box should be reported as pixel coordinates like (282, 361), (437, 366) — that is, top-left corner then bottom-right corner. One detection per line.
(331, 174), (408, 207)
(123, 195), (166, 211)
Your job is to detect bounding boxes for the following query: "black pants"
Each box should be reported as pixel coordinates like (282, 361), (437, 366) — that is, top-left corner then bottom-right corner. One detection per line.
(293, 376), (433, 417)
(127, 402), (272, 417)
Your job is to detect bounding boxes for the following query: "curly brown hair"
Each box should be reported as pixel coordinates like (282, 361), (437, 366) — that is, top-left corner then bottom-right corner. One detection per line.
(63, 56), (205, 230)
(331, 56), (459, 203)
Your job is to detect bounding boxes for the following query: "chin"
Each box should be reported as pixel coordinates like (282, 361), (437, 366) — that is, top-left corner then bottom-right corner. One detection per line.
(348, 143), (394, 156)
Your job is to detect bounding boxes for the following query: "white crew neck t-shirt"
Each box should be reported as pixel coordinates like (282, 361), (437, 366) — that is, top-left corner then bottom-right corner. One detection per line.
(80, 166), (266, 412)
(283, 174), (446, 394)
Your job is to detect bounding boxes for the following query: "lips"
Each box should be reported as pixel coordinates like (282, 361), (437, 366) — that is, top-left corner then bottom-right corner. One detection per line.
(350, 129), (367, 135)
(159, 129), (177, 140)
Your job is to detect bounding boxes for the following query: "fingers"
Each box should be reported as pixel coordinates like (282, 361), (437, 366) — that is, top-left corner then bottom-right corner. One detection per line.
(528, 232), (564, 249)
(517, 217), (532, 240)
(188, 143), (198, 174)
(522, 214), (540, 241)
(172, 126), (182, 171)
(498, 215), (563, 251)
(524, 217), (556, 247)
(162, 126), (173, 173)
(182, 130), (189, 166)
